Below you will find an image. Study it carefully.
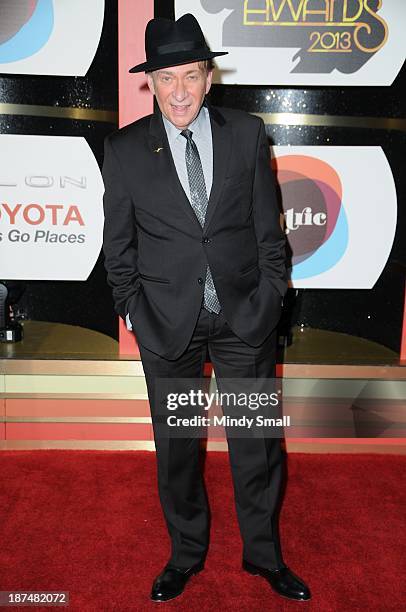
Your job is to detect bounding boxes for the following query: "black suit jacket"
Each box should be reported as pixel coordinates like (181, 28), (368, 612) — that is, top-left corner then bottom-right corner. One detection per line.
(102, 102), (287, 359)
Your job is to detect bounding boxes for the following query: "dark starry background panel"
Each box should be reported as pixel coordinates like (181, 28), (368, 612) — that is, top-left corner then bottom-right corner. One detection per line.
(155, 1), (405, 356)
(1, 0), (404, 358)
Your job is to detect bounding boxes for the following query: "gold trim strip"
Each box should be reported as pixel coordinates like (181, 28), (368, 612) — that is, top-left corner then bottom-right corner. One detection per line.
(1, 439), (404, 453)
(253, 112), (406, 132)
(0, 104), (402, 132)
(279, 364), (406, 380)
(0, 439), (156, 451)
(3, 416), (151, 424)
(285, 441), (406, 454)
(1, 393), (149, 400)
(206, 440), (228, 451)
(1, 362), (404, 381)
(1, 360), (144, 376)
(0, 103), (118, 124)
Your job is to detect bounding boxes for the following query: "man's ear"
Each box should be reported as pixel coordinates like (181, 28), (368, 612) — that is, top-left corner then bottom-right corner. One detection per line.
(205, 69), (213, 95)
(147, 72), (155, 95)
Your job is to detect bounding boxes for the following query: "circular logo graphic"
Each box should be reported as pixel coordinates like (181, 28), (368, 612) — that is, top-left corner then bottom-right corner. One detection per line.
(271, 147), (397, 288)
(0, 0), (54, 63)
(0, 0), (105, 76)
(273, 155), (348, 279)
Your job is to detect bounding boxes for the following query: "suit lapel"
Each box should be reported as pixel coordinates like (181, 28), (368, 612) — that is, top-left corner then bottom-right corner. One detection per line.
(204, 102), (231, 232)
(147, 102), (231, 232)
(148, 110), (201, 229)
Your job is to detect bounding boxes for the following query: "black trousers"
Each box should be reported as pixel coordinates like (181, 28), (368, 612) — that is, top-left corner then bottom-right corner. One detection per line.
(138, 305), (286, 570)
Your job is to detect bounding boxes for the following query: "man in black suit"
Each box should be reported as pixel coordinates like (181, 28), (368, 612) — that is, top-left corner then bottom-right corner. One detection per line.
(102, 13), (310, 604)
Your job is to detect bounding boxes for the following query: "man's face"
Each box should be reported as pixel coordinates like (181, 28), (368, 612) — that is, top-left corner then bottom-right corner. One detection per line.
(147, 61), (213, 130)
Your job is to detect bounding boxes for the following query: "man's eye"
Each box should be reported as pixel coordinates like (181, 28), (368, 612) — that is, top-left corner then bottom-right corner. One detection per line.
(188, 75), (198, 80)
(161, 76), (171, 82)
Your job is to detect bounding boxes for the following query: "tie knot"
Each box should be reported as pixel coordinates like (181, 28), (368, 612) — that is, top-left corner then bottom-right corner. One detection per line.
(181, 129), (193, 141)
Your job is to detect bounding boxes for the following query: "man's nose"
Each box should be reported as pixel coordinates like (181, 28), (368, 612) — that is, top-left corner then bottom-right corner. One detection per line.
(173, 79), (187, 101)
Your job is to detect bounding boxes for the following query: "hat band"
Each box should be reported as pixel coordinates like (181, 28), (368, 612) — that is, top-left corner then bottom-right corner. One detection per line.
(155, 40), (205, 55)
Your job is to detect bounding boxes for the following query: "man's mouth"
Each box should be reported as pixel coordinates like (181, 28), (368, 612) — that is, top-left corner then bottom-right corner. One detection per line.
(171, 104), (191, 113)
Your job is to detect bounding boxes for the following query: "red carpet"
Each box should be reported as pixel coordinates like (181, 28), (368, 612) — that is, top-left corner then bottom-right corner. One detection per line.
(0, 451), (404, 611)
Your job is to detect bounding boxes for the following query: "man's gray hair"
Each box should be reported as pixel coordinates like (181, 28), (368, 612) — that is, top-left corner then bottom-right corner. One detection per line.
(148, 59), (214, 78)
(198, 58), (214, 73)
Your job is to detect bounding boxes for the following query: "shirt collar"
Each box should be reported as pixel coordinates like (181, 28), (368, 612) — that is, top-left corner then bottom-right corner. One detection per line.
(162, 104), (207, 143)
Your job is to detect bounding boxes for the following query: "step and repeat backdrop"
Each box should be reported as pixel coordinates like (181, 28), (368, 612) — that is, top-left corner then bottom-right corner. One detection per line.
(0, 0), (405, 358)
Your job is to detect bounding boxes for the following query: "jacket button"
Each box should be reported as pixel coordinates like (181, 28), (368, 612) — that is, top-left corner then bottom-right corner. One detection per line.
(202, 237), (210, 244)
(197, 277), (203, 284)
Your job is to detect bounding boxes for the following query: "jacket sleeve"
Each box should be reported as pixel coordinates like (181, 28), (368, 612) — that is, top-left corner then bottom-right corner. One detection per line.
(252, 118), (288, 298)
(102, 134), (141, 320)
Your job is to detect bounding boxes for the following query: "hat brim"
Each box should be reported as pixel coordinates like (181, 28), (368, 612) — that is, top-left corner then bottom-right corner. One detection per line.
(129, 49), (228, 73)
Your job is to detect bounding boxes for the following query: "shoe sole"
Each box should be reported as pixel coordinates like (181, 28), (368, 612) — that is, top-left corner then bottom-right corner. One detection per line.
(242, 561), (311, 602)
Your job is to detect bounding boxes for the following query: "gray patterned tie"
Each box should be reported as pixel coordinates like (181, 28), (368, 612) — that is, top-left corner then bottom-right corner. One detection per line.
(181, 129), (221, 314)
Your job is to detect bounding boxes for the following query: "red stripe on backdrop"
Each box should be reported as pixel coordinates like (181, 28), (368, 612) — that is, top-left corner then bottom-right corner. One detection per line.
(118, 0), (154, 355)
(287, 438), (406, 445)
(6, 399), (151, 418)
(401, 283), (406, 362)
(6, 423), (153, 441)
(0, 399), (5, 440)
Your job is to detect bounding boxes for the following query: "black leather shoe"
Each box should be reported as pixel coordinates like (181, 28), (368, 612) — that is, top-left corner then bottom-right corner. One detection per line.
(151, 561), (204, 602)
(242, 559), (311, 601)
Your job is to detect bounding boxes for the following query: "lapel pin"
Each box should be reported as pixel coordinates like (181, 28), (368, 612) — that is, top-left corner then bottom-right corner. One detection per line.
(154, 147), (164, 153)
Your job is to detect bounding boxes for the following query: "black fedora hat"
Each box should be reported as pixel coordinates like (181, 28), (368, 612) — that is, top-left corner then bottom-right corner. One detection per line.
(129, 13), (228, 73)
